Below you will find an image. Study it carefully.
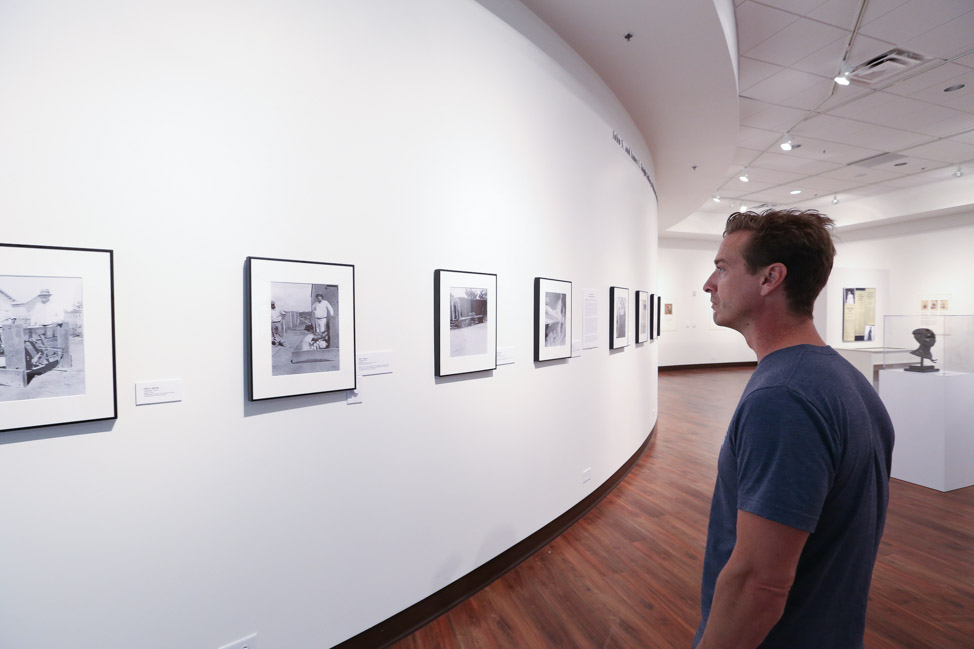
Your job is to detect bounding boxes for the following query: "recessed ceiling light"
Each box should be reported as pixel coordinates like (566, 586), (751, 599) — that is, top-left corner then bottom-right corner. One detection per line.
(789, 189), (802, 195)
(944, 83), (966, 93)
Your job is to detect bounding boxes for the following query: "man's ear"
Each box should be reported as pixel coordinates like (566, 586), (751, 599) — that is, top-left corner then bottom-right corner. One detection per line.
(759, 263), (787, 295)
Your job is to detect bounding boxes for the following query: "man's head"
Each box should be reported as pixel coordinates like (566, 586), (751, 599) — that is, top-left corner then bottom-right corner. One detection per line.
(720, 209), (835, 319)
(39, 289), (52, 303)
(316, 293), (324, 301)
(271, 301), (276, 308)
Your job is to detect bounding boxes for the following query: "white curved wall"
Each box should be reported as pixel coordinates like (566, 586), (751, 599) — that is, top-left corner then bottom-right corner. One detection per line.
(0, 1), (659, 648)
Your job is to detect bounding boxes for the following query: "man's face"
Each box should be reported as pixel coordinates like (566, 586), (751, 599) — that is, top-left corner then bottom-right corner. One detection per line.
(703, 231), (762, 331)
(316, 296), (323, 302)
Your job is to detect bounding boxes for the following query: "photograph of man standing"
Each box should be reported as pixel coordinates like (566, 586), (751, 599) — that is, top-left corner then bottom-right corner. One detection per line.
(694, 209), (894, 649)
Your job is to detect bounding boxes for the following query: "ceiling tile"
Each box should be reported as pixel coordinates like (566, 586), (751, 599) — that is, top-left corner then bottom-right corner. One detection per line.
(813, 84), (873, 112)
(790, 34), (848, 78)
(908, 70), (974, 109)
(750, 149), (843, 175)
(740, 103), (809, 131)
(739, 57), (786, 91)
(733, 147), (765, 166)
(745, 17), (848, 67)
(826, 89), (904, 121)
(901, 138), (974, 163)
(778, 77), (837, 110)
(743, 67), (827, 105)
(902, 10), (974, 59)
(882, 103), (967, 132)
(955, 52), (974, 69)
(820, 165), (902, 182)
(795, 114), (930, 149)
(758, 0), (829, 16)
(740, 97), (771, 120)
(782, 135), (885, 164)
(883, 62), (971, 97)
(737, 2), (801, 53)
(913, 111), (974, 138)
(859, 0), (973, 45)
(861, 0), (913, 26)
(788, 174), (862, 192)
(738, 125), (783, 149)
(952, 130), (974, 146)
(742, 165), (806, 185)
(807, 0), (862, 29)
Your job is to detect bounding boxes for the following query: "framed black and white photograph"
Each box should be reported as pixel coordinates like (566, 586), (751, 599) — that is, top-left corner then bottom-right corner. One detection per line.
(650, 293), (656, 341)
(656, 294), (662, 339)
(247, 256), (355, 400)
(0, 243), (116, 433)
(535, 277), (572, 362)
(435, 269), (497, 377)
(635, 290), (649, 344)
(609, 286), (629, 349)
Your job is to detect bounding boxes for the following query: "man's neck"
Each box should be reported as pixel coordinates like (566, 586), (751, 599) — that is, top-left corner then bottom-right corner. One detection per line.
(743, 315), (826, 362)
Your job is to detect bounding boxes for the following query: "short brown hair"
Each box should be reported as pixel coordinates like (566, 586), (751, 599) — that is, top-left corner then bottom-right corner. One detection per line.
(724, 209), (836, 318)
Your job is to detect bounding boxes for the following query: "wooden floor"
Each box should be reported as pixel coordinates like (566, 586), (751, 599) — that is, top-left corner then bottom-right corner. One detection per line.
(391, 366), (974, 648)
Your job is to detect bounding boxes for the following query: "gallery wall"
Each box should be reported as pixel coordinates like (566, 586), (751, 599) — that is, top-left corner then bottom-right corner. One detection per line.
(0, 1), (662, 648)
(658, 212), (974, 367)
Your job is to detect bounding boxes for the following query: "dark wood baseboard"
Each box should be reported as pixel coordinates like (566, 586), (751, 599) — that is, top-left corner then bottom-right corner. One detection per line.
(660, 361), (756, 371)
(331, 426), (658, 649)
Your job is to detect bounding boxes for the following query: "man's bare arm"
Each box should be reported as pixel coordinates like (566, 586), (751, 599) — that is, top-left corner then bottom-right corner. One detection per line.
(696, 510), (809, 649)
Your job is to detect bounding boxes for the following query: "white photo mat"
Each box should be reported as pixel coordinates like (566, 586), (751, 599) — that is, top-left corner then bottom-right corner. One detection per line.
(435, 269), (497, 377)
(248, 257), (355, 400)
(0, 243), (116, 432)
(535, 277), (572, 362)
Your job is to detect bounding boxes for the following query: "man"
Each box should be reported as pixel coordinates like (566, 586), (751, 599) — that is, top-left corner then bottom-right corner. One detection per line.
(270, 301), (287, 346)
(30, 288), (64, 327)
(312, 292), (334, 340)
(694, 209), (894, 649)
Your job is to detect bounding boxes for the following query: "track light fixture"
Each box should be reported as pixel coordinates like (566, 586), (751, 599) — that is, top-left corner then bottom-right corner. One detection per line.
(739, 167), (749, 183)
(834, 69), (851, 86)
(832, 194), (839, 205)
(780, 135), (793, 151)
(955, 166), (964, 178)
(713, 194), (720, 202)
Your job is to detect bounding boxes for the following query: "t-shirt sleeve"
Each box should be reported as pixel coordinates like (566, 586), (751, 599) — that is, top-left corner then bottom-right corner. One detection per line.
(733, 387), (836, 533)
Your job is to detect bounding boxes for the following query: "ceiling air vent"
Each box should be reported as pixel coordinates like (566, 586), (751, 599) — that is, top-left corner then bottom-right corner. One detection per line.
(848, 48), (928, 86)
(849, 152), (907, 168)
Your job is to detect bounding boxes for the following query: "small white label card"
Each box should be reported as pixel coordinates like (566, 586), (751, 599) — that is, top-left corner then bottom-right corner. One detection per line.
(497, 346), (516, 365)
(572, 341), (583, 358)
(357, 351), (394, 376)
(346, 388), (363, 404)
(583, 288), (599, 349)
(135, 379), (183, 406)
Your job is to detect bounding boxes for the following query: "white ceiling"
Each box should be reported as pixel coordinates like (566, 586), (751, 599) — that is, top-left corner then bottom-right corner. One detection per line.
(519, 0), (974, 237)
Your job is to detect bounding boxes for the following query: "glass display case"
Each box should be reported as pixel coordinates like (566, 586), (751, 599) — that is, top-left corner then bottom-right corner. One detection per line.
(882, 315), (974, 374)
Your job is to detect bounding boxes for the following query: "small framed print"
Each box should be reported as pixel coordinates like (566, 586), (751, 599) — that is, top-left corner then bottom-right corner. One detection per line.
(247, 256), (356, 400)
(656, 294), (662, 338)
(650, 293), (656, 341)
(609, 286), (629, 349)
(535, 277), (572, 362)
(0, 243), (117, 433)
(635, 290), (650, 344)
(435, 269), (497, 377)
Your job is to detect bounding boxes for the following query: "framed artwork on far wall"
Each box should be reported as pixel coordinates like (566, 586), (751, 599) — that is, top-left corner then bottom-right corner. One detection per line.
(609, 286), (629, 349)
(247, 256), (356, 400)
(435, 269), (497, 377)
(0, 243), (117, 433)
(635, 290), (650, 344)
(535, 277), (572, 362)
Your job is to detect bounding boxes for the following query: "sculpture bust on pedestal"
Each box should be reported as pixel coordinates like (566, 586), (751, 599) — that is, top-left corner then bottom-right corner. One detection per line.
(905, 327), (938, 373)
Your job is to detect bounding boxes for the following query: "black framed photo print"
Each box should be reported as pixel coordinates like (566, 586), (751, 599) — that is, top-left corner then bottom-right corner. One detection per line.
(636, 290), (649, 344)
(609, 286), (629, 349)
(535, 277), (572, 362)
(0, 243), (116, 432)
(435, 269), (497, 377)
(247, 256), (356, 400)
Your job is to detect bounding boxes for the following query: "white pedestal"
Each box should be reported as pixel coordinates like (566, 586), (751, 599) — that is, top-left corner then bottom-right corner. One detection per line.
(835, 347), (913, 385)
(879, 369), (974, 492)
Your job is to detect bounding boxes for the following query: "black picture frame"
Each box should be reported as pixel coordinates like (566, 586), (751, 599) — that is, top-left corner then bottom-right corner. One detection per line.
(635, 290), (650, 344)
(247, 256), (356, 400)
(0, 243), (117, 432)
(435, 269), (497, 377)
(656, 294), (662, 338)
(535, 277), (572, 362)
(609, 286), (629, 349)
(649, 293), (656, 341)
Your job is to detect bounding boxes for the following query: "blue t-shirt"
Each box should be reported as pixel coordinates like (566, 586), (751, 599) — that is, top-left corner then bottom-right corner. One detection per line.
(694, 345), (894, 648)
